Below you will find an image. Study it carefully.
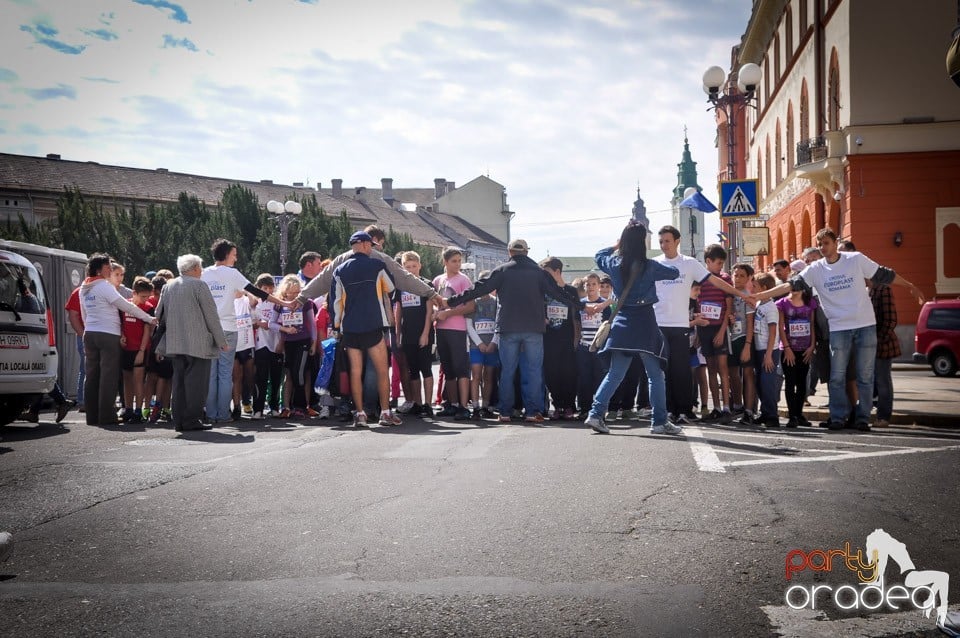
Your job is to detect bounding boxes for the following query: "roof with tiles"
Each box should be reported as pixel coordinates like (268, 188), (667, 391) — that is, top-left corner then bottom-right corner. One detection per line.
(0, 152), (500, 249)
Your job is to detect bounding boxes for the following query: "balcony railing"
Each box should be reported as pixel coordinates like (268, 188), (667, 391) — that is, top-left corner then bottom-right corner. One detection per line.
(796, 136), (828, 166)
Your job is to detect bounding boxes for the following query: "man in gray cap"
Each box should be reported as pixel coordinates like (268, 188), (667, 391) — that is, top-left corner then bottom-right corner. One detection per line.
(446, 238), (583, 423)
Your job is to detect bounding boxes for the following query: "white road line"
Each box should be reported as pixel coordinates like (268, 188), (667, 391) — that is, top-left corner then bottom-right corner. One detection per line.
(725, 444), (960, 467)
(684, 427), (726, 473)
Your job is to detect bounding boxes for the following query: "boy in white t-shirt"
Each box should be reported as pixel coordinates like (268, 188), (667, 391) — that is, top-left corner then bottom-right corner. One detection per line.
(751, 274), (782, 428)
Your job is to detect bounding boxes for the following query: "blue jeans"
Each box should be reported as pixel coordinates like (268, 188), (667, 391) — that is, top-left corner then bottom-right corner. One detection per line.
(590, 351), (667, 426)
(206, 330), (238, 421)
(752, 349), (783, 420)
(75, 334), (85, 406)
(497, 332), (544, 416)
(828, 327), (877, 424)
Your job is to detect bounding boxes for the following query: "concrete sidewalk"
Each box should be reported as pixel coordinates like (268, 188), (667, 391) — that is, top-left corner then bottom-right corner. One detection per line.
(781, 363), (960, 428)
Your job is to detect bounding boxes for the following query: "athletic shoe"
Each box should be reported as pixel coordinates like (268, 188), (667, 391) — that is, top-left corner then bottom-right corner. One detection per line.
(637, 407), (653, 418)
(378, 410), (403, 426)
(389, 398), (398, 409)
(585, 414), (609, 434)
(160, 408), (172, 422)
(290, 408), (305, 419)
(251, 411), (263, 420)
(717, 410), (734, 425)
(232, 405), (242, 421)
(498, 415), (512, 423)
(121, 407), (137, 423)
(438, 403), (458, 417)
(874, 418), (890, 428)
(277, 408), (291, 419)
(318, 406), (331, 419)
(650, 422), (684, 435)
(827, 420), (845, 430)
(798, 416), (812, 428)
(700, 409), (722, 423)
(524, 413), (546, 424)
(128, 411), (143, 424)
(479, 407), (496, 419)
(855, 421), (871, 432)
(141, 407), (151, 420)
(674, 413), (696, 425)
(762, 417), (781, 428)
(419, 404), (434, 418)
(786, 416), (800, 429)
(305, 407), (320, 418)
(397, 400), (416, 414)
(23, 410), (39, 423)
(454, 406), (471, 421)
(353, 411), (368, 428)
(56, 401), (74, 424)
(242, 402), (253, 416)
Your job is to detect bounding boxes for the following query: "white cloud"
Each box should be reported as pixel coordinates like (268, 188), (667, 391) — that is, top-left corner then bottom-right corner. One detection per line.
(0, 0), (752, 259)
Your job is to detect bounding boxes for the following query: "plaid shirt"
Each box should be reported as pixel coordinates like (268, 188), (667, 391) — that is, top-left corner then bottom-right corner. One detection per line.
(870, 284), (901, 359)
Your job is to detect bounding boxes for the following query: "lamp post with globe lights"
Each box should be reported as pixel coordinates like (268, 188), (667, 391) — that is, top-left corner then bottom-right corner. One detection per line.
(266, 199), (302, 275)
(702, 62), (762, 265)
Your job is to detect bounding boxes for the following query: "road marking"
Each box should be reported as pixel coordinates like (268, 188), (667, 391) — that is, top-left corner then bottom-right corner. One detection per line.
(762, 603), (959, 638)
(687, 427), (960, 472)
(684, 427), (725, 473)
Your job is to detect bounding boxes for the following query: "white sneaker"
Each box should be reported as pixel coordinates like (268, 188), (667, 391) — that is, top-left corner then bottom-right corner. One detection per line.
(397, 400), (416, 414)
(378, 410), (402, 426)
(318, 406), (330, 419)
(353, 411), (368, 428)
(650, 422), (684, 435)
(637, 407), (653, 418)
(251, 411), (263, 420)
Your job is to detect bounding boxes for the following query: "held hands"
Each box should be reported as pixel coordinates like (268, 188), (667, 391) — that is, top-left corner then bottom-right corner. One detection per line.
(431, 296), (448, 310)
(584, 303), (602, 316)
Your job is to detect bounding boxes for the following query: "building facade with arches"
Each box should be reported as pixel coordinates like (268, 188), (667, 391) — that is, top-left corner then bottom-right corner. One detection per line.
(721, 0), (960, 350)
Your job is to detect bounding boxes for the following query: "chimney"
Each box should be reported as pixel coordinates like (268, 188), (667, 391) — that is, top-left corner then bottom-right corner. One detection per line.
(381, 178), (395, 206)
(293, 182), (304, 187)
(445, 181), (456, 194)
(260, 179), (273, 185)
(332, 179), (342, 197)
(434, 178), (446, 199)
(46, 153), (61, 160)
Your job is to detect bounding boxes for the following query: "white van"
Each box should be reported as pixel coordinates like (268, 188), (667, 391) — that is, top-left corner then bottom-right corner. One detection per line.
(0, 249), (58, 424)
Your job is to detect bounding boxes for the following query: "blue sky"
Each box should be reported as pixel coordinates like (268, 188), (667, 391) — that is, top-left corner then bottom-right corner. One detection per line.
(0, 0), (752, 259)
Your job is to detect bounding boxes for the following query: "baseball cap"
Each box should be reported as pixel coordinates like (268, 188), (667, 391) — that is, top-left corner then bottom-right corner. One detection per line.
(349, 231), (373, 245)
(508, 238), (529, 252)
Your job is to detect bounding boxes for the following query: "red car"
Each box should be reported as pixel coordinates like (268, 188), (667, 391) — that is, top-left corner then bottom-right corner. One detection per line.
(913, 299), (960, 377)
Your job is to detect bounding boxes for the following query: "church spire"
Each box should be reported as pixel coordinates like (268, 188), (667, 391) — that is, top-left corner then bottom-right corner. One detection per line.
(673, 127), (701, 202)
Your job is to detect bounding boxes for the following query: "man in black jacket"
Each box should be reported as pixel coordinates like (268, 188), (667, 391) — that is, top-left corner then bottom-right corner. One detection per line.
(447, 239), (585, 423)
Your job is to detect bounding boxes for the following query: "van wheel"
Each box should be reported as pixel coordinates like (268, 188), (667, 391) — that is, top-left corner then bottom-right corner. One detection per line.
(931, 350), (958, 377)
(0, 396), (27, 426)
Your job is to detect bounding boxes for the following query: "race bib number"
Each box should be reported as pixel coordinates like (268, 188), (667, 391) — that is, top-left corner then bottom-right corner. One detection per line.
(730, 319), (743, 337)
(581, 312), (602, 330)
(700, 301), (722, 321)
(281, 311), (304, 327)
(546, 303), (568, 321)
(788, 320), (811, 338)
(401, 292), (421, 308)
(236, 315), (253, 330)
(474, 319), (496, 335)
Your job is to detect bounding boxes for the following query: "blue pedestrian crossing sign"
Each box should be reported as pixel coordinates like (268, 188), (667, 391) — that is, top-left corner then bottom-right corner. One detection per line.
(720, 179), (759, 218)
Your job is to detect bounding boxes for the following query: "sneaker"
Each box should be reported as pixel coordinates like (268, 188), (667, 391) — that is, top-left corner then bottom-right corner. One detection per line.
(121, 407), (136, 423)
(478, 407), (495, 419)
(353, 411), (368, 428)
(278, 408), (291, 419)
(56, 401), (75, 424)
(855, 421), (871, 432)
(454, 406), (471, 421)
(738, 412), (756, 426)
(786, 416), (800, 429)
(397, 400), (416, 414)
(419, 404), (434, 418)
(798, 415), (812, 428)
(511, 409), (524, 420)
(389, 398), (398, 409)
(128, 410), (143, 424)
(498, 415), (512, 423)
(762, 417), (781, 429)
(305, 407), (320, 418)
(378, 410), (402, 426)
(700, 409), (722, 423)
(561, 408), (577, 420)
(675, 413), (696, 425)
(585, 414), (609, 434)
(242, 402), (253, 416)
(524, 413), (546, 424)
(232, 405), (242, 421)
(471, 408), (481, 420)
(651, 422), (684, 435)
(438, 403), (458, 417)
(874, 418), (890, 428)
(251, 411), (263, 420)
(827, 420), (845, 430)
(290, 408), (305, 419)
(160, 408), (172, 422)
(23, 410), (39, 423)
(637, 407), (653, 418)
(717, 410), (734, 425)
(141, 407), (151, 421)
(318, 406), (331, 419)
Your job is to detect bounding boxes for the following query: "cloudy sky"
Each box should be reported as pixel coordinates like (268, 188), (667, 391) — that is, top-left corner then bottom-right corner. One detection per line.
(0, 0), (752, 260)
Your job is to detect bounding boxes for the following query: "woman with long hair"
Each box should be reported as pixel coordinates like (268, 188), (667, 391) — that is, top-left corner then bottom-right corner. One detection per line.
(585, 222), (681, 434)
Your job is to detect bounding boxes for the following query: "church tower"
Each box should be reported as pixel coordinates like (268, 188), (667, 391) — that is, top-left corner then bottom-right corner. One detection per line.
(671, 131), (707, 260)
(631, 186), (651, 250)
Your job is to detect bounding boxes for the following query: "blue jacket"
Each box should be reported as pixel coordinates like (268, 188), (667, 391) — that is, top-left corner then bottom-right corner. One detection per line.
(331, 253), (395, 334)
(595, 247), (679, 307)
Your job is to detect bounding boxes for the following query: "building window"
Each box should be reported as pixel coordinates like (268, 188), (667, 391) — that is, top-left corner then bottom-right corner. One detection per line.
(800, 80), (810, 142)
(828, 49), (841, 130)
(785, 7), (793, 58)
(775, 120), (783, 184)
(765, 136), (772, 197)
(764, 54), (770, 101)
(800, 0), (808, 32)
(774, 33), (781, 81)
(757, 150), (763, 198)
(786, 102), (795, 173)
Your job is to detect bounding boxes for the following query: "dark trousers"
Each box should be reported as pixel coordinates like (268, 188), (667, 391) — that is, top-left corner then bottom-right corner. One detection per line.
(84, 331), (121, 425)
(544, 332), (577, 412)
(610, 355), (643, 411)
(576, 344), (607, 413)
(171, 355), (212, 428)
(662, 327), (693, 417)
(782, 348), (809, 418)
(254, 348), (283, 413)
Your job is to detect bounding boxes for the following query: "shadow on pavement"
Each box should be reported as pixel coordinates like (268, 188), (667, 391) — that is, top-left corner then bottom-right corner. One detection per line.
(0, 422), (70, 443)
(176, 430), (254, 443)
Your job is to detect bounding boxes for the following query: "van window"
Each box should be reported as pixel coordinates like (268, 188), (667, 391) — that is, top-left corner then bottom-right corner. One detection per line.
(0, 260), (47, 315)
(927, 308), (960, 331)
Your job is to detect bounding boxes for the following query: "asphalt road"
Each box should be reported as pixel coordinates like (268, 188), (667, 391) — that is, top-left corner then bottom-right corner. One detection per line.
(1, 411), (959, 637)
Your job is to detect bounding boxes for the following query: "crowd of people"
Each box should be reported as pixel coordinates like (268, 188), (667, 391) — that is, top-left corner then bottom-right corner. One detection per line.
(51, 220), (923, 435)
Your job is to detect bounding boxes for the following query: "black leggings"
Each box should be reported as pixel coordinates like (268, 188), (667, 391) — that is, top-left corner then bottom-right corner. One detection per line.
(254, 348), (283, 412)
(284, 340), (314, 410)
(402, 340), (434, 381)
(782, 347), (810, 418)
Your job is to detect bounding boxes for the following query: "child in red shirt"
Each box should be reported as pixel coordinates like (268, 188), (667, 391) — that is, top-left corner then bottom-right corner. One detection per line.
(119, 277), (154, 423)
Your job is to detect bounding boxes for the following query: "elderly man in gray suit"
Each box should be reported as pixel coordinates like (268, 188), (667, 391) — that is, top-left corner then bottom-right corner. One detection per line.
(156, 254), (229, 432)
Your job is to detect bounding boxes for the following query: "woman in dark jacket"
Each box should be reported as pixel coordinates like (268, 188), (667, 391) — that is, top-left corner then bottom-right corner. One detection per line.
(585, 222), (681, 435)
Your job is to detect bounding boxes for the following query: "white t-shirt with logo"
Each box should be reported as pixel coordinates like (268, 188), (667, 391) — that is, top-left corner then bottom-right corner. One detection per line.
(654, 254), (711, 328)
(798, 252), (878, 331)
(201, 264), (251, 334)
(753, 300), (780, 351)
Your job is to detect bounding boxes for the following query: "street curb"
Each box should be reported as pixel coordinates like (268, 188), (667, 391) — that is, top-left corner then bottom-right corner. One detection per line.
(779, 407), (960, 429)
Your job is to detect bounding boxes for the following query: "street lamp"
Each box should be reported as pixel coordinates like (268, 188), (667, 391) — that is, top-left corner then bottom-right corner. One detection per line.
(266, 199), (302, 274)
(702, 61), (762, 265)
